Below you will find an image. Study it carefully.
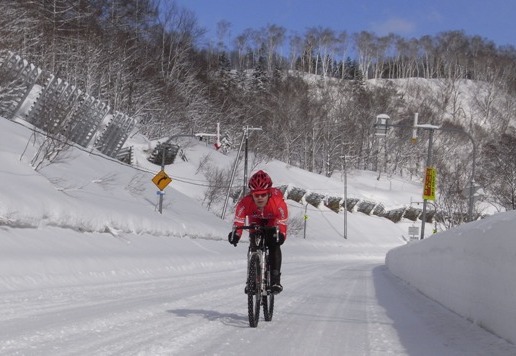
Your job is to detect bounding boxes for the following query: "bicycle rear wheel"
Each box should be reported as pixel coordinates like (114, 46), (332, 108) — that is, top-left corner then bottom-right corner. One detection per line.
(247, 254), (261, 327)
(262, 293), (274, 321)
(263, 250), (274, 321)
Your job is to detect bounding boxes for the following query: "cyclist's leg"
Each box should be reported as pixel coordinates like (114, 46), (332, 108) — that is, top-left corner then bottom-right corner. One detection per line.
(266, 238), (282, 271)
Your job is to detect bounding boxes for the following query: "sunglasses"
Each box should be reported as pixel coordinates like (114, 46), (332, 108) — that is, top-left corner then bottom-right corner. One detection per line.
(252, 192), (268, 198)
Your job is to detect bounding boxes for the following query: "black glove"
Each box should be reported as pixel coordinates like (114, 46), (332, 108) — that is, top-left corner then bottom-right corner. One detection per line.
(228, 232), (240, 247)
(276, 232), (285, 245)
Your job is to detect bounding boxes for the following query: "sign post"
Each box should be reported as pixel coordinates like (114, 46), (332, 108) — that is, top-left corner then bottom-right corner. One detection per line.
(303, 204), (309, 239)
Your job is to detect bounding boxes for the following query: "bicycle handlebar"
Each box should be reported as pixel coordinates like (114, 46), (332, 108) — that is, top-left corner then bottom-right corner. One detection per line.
(232, 225), (280, 240)
(233, 225), (278, 232)
(231, 225), (281, 246)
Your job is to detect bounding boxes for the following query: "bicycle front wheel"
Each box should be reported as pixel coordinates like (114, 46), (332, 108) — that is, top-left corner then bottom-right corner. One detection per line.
(247, 254), (261, 327)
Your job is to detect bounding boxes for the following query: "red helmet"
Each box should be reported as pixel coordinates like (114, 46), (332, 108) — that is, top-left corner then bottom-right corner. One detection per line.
(248, 170), (272, 193)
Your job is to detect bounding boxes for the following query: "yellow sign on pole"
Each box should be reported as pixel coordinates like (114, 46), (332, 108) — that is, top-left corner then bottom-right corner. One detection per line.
(152, 170), (172, 190)
(423, 167), (436, 201)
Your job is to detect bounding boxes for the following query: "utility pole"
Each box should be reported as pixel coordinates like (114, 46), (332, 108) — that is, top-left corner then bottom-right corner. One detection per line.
(221, 133), (246, 219)
(221, 125), (262, 219)
(242, 125), (262, 196)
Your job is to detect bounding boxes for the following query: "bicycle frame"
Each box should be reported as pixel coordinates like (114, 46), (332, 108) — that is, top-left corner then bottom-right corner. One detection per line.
(248, 232), (269, 296)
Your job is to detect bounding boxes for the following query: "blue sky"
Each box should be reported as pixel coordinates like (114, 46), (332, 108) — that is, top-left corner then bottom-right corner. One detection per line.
(172, 0), (515, 47)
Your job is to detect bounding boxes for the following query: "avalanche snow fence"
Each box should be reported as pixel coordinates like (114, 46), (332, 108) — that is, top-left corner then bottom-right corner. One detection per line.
(0, 50), (135, 158)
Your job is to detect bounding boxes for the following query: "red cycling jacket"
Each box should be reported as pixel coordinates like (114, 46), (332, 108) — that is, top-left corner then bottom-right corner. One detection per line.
(233, 187), (288, 238)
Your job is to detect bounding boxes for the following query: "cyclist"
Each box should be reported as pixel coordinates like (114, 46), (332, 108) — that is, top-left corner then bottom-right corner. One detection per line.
(228, 170), (288, 294)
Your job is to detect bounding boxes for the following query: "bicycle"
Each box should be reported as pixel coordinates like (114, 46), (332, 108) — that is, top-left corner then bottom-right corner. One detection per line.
(232, 224), (279, 328)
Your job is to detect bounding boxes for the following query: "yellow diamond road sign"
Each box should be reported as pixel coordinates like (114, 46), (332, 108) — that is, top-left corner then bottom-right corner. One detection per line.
(152, 170), (172, 190)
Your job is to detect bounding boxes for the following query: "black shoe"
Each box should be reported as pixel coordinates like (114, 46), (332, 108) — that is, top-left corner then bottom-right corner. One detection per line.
(270, 269), (282, 294)
(271, 283), (283, 294)
(244, 285), (248, 294)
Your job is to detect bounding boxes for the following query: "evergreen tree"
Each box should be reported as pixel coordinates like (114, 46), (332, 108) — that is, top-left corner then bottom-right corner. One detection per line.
(252, 55), (268, 93)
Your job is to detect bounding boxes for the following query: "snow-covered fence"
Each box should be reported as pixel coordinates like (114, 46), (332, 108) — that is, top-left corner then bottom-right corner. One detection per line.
(283, 186), (305, 203)
(148, 142), (180, 165)
(0, 51), (42, 119)
(116, 146), (134, 165)
(304, 192), (325, 209)
(25, 75), (81, 134)
(94, 112), (136, 158)
(372, 202), (385, 215)
(382, 207), (406, 223)
(356, 200), (377, 215)
(0, 51), (137, 159)
(67, 94), (110, 148)
(279, 184), (430, 224)
(346, 198), (360, 211)
(403, 206), (421, 221)
(326, 196), (343, 213)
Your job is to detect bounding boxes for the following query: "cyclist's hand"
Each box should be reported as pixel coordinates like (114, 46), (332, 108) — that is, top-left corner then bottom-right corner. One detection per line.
(228, 232), (240, 247)
(277, 232), (285, 245)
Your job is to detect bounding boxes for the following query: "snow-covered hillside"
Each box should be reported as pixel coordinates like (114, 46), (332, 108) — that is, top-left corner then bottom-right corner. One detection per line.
(370, 77), (516, 132)
(1, 117), (516, 355)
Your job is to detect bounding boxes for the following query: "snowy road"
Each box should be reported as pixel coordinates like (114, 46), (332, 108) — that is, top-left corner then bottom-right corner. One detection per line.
(1, 249), (513, 356)
(3, 115), (515, 355)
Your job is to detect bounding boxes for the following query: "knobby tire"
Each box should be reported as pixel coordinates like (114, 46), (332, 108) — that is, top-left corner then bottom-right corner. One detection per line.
(248, 254), (261, 327)
(262, 294), (274, 321)
(262, 261), (274, 321)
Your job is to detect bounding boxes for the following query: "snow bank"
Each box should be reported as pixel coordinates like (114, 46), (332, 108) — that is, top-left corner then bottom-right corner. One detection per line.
(386, 211), (516, 344)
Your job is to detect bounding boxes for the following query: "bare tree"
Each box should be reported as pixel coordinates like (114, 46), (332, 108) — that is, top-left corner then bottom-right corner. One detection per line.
(418, 35), (437, 79)
(216, 20), (231, 52)
(354, 31), (376, 79)
(480, 133), (516, 211)
(265, 75), (310, 165)
(302, 28), (318, 74)
(264, 24), (286, 74)
(234, 30), (252, 70)
(288, 33), (303, 71)
(336, 31), (349, 79)
(314, 27), (336, 78)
